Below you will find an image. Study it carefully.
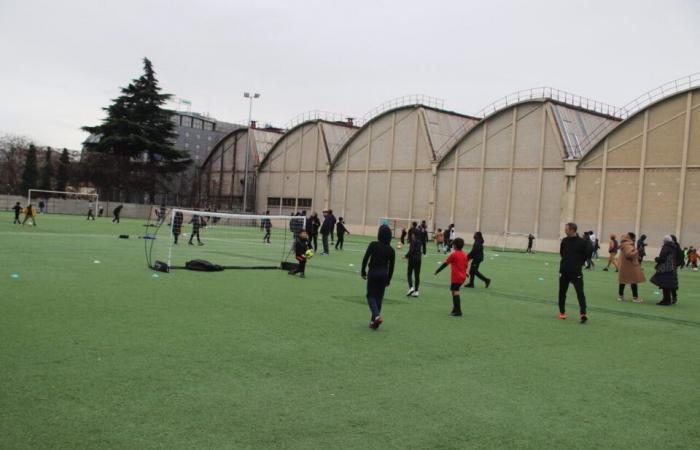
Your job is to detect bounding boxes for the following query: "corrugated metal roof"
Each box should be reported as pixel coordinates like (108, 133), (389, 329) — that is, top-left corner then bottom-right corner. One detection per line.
(550, 104), (618, 159)
(423, 108), (480, 160)
(320, 122), (357, 162)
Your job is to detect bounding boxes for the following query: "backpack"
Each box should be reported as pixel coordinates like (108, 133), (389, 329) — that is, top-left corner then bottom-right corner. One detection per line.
(185, 259), (224, 272)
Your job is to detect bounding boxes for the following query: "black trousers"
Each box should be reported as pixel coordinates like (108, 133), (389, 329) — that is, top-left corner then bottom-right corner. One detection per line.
(619, 283), (638, 297)
(366, 270), (388, 320)
(335, 234), (345, 250)
(468, 260), (488, 286)
(407, 257), (421, 290)
(322, 233), (330, 254)
(558, 272), (587, 314)
(291, 258), (306, 274)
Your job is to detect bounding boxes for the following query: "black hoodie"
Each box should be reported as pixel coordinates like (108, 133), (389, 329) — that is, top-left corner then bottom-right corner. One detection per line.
(361, 225), (395, 282)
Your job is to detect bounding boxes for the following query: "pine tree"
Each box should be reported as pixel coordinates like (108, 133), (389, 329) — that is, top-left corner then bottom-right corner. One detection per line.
(21, 144), (38, 193)
(82, 58), (191, 202)
(56, 148), (70, 192)
(39, 147), (54, 191)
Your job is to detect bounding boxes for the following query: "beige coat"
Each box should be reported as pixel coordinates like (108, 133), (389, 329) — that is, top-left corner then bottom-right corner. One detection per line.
(618, 237), (646, 284)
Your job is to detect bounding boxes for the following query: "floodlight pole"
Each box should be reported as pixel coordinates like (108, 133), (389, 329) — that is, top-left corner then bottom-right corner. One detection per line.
(242, 92), (260, 212)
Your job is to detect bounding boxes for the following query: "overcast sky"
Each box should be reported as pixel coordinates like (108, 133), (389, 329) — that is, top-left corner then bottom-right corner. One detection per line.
(1, 0), (698, 149)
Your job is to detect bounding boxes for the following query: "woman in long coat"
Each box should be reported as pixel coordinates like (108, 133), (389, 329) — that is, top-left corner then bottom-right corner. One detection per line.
(650, 235), (679, 306)
(618, 232), (645, 302)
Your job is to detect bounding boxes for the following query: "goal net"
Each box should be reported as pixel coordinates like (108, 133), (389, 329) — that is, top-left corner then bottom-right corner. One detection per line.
(493, 232), (537, 253)
(146, 209), (306, 271)
(378, 217), (426, 240)
(27, 189), (99, 216)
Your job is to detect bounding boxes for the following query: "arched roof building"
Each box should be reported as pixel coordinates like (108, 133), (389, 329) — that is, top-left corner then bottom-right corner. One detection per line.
(574, 75), (700, 251)
(434, 89), (621, 250)
(328, 98), (479, 233)
(256, 116), (357, 215)
(197, 126), (283, 210)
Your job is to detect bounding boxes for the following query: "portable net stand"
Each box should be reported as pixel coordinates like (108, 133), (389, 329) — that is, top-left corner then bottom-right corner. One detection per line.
(145, 208), (305, 271)
(27, 189), (99, 215)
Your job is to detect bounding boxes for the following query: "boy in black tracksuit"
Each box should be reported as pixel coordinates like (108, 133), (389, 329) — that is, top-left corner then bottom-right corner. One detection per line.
(288, 230), (309, 277)
(361, 225), (395, 330)
(405, 230), (422, 297)
(335, 217), (349, 250)
(13, 202), (21, 224)
(558, 222), (590, 323)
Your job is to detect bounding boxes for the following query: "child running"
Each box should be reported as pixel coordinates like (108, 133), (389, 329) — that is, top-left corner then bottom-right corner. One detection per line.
(405, 229), (422, 297)
(335, 217), (349, 250)
(361, 225), (395, 330)
(435, 237), (468, 316)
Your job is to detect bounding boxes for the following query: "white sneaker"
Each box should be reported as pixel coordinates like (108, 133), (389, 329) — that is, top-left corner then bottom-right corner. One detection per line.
(406, 287), (415, 296)
(411, 291), (419, 297)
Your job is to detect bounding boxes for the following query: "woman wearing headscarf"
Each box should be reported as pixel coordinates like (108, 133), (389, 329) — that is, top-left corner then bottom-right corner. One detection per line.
(617, 232), (645, 303)
(650, 235), (679, 306)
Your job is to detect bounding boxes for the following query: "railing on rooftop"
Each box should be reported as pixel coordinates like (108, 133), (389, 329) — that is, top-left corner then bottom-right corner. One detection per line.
(283, 110), (356, 130)
(576, 72), (700, 155)
(435, 87), (625, 160)
(327, 94), (446, 159)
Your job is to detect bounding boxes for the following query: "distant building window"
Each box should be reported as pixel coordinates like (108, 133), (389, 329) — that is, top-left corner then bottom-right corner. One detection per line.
(297, 198), (312, 208)
(182, 116), (192, 127)
(203, 122), (214, 131)
(267, 197), (280, 207)
(282, 197), (296, 207)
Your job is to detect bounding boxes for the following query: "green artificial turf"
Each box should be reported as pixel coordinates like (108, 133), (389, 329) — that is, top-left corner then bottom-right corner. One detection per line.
(1, 213), (698, 449)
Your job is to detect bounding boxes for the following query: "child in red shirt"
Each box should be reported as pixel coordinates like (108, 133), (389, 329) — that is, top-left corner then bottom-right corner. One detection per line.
(435, 237), (469, 316)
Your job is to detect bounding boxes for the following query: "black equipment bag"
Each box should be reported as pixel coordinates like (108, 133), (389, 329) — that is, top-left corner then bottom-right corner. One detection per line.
(185, 259), (224, 272)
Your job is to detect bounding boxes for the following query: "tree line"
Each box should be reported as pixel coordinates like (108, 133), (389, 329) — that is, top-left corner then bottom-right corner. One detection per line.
(0, 58), (191, 203)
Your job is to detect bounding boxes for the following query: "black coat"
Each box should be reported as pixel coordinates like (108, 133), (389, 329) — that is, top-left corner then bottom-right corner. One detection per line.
(468, 239), (484, 262)
(320, 215), (334, 235)
(650, 242), (679, 289)
(559, 235), (589, 274)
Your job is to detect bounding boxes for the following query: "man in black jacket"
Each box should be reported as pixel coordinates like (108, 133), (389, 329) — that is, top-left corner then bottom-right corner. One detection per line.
(319, 210), (334, 255)
(558, 222), (590, 323)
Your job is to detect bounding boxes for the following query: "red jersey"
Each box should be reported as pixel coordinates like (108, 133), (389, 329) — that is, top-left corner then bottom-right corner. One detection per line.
(445, 250), (469, 284)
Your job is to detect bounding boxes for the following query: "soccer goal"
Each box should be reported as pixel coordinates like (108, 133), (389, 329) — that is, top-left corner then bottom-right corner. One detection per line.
(378, 217), (425, 239)
(146, 209), (306, 271)
(493, 232), (536, 253)
(27, 189), (99, 216)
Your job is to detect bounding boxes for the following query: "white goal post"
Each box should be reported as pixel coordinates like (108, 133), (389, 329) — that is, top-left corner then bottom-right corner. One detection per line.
(27, 189), (99, 215)
(378, 217), (427, 239)
(147, 208), (306, 271)
(494, 232), (536, 253)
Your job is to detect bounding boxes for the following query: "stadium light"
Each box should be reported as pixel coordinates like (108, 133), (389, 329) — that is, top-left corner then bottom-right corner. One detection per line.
(242, 92), (260, 212)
